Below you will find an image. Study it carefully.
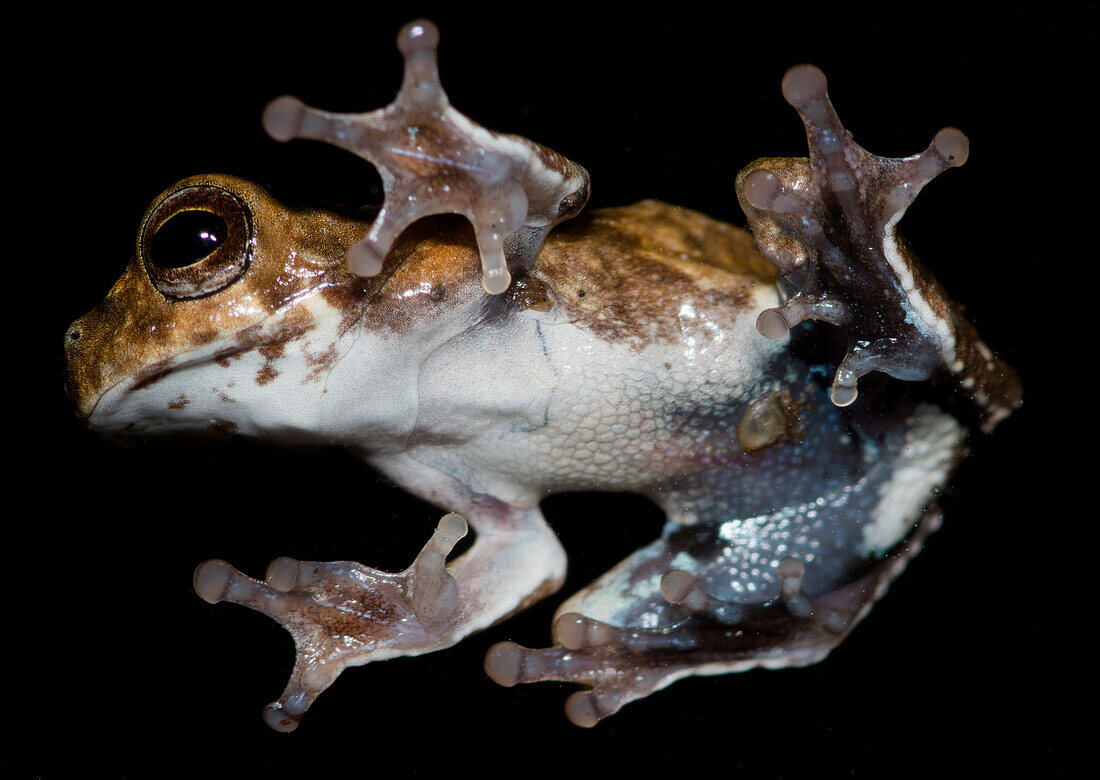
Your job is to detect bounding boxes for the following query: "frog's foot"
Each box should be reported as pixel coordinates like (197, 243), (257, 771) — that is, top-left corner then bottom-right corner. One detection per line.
(736, 65), (1019, 429)
(193, 513), (468, 732)
(262, 19), (589, 294)
(486, 508), (941, 727)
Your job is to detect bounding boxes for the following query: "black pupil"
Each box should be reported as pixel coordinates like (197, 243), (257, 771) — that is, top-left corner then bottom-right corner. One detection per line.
(150, 210), (228, 268)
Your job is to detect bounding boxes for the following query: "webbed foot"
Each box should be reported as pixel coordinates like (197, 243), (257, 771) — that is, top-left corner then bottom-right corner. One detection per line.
(737, 65), (1020, 429)
(262, 19), (589, 294)
(486, 508), (941, 726)
(194, 513), (468, 732)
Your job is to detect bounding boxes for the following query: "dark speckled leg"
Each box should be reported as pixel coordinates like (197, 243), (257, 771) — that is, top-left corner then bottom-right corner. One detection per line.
(486, 507), (941, 727)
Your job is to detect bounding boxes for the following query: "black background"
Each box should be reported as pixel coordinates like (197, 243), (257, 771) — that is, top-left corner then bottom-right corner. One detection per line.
(19, 4), (1080, 777)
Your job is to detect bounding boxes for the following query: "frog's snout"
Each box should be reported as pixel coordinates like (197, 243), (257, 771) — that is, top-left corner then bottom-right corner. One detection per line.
(64, 304), (133, 423)
(63, 324), (80, 405)
(64, 316), (98, 420)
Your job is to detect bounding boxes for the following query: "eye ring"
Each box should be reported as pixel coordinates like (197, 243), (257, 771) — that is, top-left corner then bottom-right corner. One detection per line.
(141, 185), (253, 300)
(557, 181), (590, 219)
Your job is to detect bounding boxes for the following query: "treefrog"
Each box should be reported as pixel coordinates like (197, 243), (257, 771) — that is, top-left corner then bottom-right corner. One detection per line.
(64, 19), (1019, 731)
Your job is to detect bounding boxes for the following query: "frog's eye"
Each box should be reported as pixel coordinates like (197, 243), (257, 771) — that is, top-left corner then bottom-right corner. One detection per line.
(557, 181), (590, 220)
(141, 185), (253, 300)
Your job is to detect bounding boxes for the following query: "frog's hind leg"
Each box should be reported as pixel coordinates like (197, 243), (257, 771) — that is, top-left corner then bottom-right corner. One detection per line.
(485, 505), (941, 727)
(486, 392), (965, 726)
(737, 64), (1020, 430)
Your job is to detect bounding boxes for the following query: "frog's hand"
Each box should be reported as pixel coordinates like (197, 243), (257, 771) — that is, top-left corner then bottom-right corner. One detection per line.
(486, 506), (941, 727)
(194, 507), (565, 732)
(736, 65), (1020, 431)
(262, 19), (590, 295)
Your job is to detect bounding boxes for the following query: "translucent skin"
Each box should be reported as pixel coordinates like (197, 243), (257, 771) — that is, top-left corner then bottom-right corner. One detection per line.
(261, 20), (589, 294)
(739, 65), (1018, 429)
(64, 20), (1018, 731)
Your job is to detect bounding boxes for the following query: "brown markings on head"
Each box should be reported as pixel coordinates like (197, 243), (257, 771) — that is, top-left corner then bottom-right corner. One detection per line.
(66, 174), (376, 418)
(68, 169), (525, 422)
(129, 361), (174, 392)
(527, 200), (776, 350)
(168, 394), (189, 410)
(255, 363), (278, 386)
(258, 342), (285, 362)
(256, 341), (286, 386)
(304, 343), (340, 384)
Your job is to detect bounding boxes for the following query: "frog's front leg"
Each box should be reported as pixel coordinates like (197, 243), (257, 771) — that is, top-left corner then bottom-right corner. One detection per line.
(194, 465), (565, 732)
(737, 65), (1020, 430)
(262, 19), (589, 294)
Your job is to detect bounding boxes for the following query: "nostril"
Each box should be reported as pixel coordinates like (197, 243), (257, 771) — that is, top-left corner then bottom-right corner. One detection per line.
(63, 325), (87, 412)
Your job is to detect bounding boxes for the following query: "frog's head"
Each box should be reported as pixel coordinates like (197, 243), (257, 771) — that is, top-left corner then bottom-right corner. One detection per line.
(65, 18), (591, 445)
(65, 173), (490, 443)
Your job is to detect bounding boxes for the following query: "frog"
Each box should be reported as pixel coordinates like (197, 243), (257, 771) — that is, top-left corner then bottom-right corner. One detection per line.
(63, 19), (1020, 732)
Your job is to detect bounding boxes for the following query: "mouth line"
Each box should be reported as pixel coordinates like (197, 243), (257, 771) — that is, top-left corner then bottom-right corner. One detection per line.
(77, 285), (338, 427)
(84, 340), (257, 425)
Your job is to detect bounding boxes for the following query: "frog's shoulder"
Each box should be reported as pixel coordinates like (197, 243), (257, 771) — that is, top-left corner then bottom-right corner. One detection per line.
(512, 200), (776, 346)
